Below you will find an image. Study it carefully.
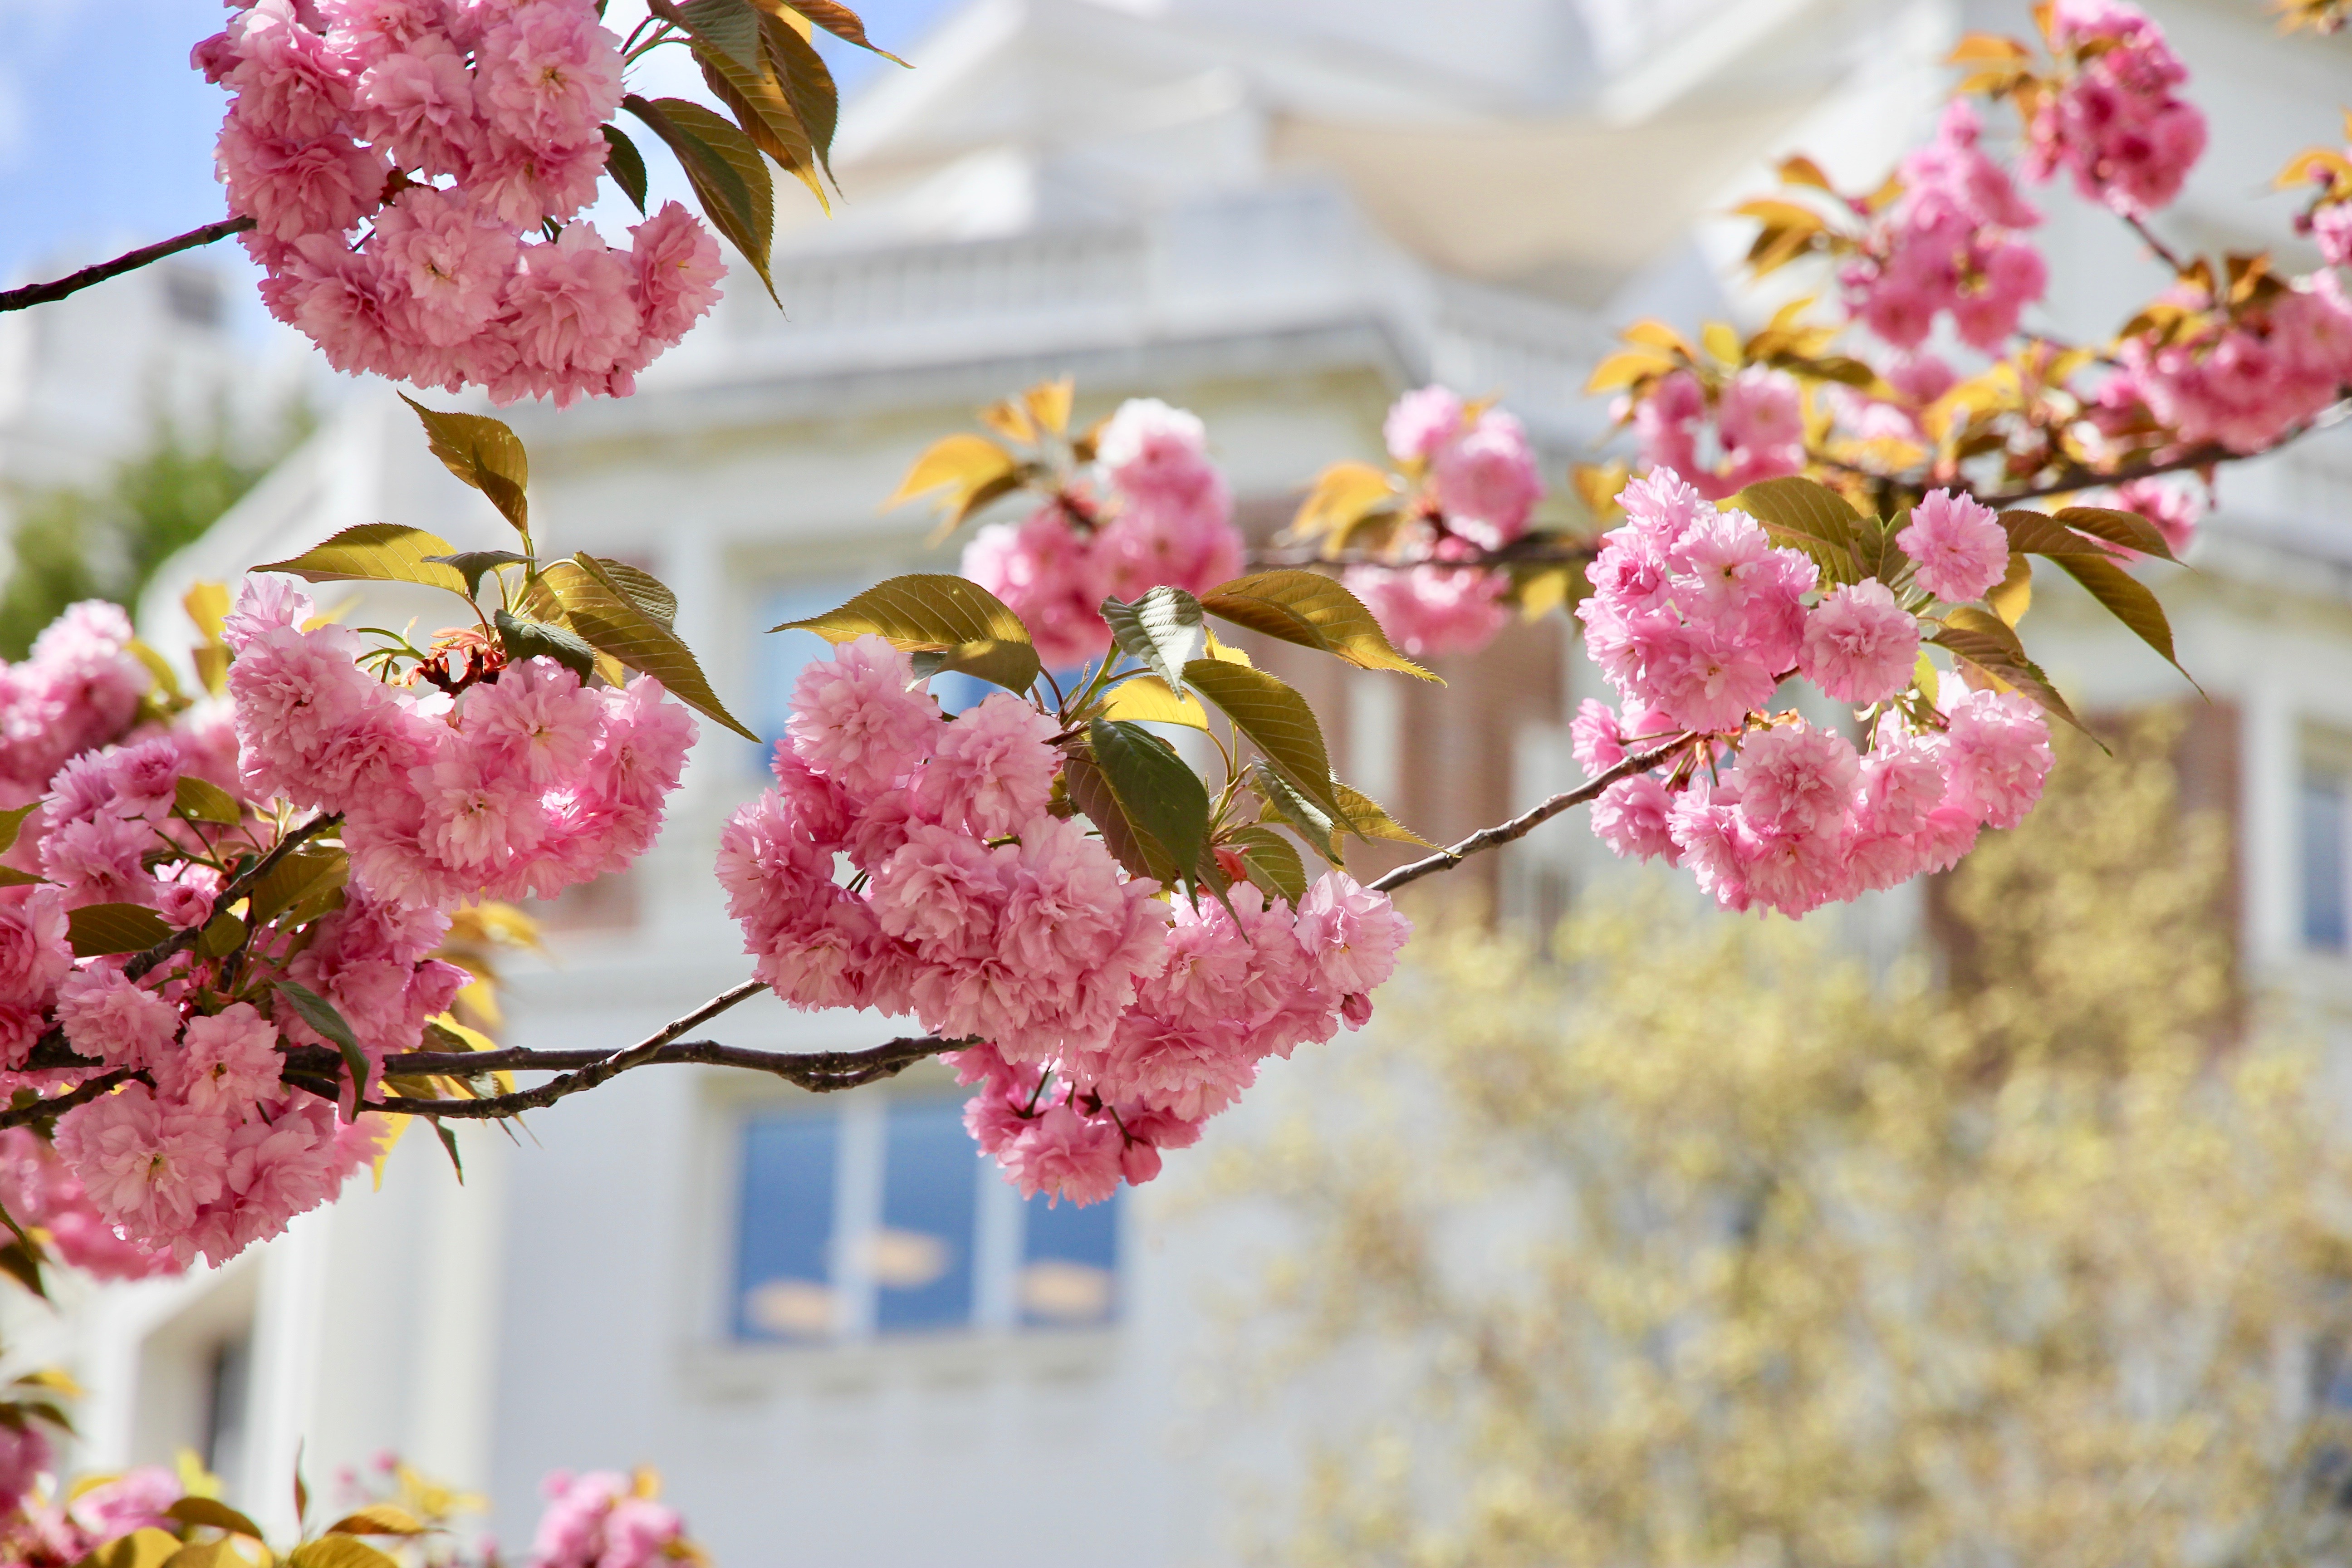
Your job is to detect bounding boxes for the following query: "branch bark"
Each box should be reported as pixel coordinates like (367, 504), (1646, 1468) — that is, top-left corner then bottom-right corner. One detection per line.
(0, 217), (257, 316)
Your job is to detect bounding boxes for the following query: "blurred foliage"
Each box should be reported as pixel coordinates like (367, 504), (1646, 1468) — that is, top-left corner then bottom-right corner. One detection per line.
(1227, 714), (2352, 1567)
(0, 401), (310, 658)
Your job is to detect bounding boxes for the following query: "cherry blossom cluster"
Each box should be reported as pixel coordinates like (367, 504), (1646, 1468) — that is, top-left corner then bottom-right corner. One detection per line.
(1575, 470), (2053, 917)
(1627, 367), (1807, 504)
(224, 578), (698, 908)
(0, 604), (162, 808)
(194, 0), (727, 405)
(1338, 385), (1545, 657)
(0, 1449), (701, 1568)
(1840, 101), (2048, 355)
(963, 399), (1245, 668)
(2103, 270), (2352, 455)
(2019, 0), (2208, 218)
(718, 636), (1410, 1206)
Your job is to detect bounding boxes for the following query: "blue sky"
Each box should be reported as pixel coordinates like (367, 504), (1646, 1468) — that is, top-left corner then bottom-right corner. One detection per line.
(0, 0), (955, 289)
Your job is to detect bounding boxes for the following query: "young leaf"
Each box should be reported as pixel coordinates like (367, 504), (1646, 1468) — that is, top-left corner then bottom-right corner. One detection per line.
(761, 7), (841, 181)
(1250, 762), (1343, 866)
(1060, 750), (1161, 883)
(680, 0), (763, 67)
(65, 903), (172, 958)
(539, 557), (760, 739)
(1085, 719), (1211, 887)
(773, 573), (1041, 696)
(1221, 823), (1308, 905)
(326, 1503), (428, 1536)
(398, 396), (530, 536)
(1930, 610), (2089, 734)
(1182, 659), (1348, 824)
(584, 558), (679, 627)
(423, 550), (530, 601)
(601, 123), (650, 213)
(172, 775), (244, 826)
(495, 608), (598, 683)
(625, 95), (779, 304)
(1997, 509), (2118, 559)
(1199, 570), (1439, 681)
(167, 1498), (267, 1539)
(433, 1120), (465, 1184)
(287, 1539), (402, 1568)
(1024, 376), (1073, 436)
(2040, 550), (2201, 690)
(78, 1526), (182, 1568)
(249, 847), (348, 926)
(1099, 675), (1208, 730)
(1988, 553), (2032, 627)
(1099, 587), (1207, 694)
(1335, 783), (1432, 848)
(2051, 504), (2180, 562)
(253, 524), (470, 596)
(881, 434), (1022, 526)
(275, 980), (373, 1104)
(0, 801), (41, 857)
(692, 34), (826, 210)
(779, 0), (908, 63)
(1733, 476), (1866, 586)
(1291, 462), (1399, 543)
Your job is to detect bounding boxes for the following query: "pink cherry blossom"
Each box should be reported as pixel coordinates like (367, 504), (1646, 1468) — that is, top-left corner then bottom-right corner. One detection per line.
(963, 506), (1114, 671)
(1431, 407), (1542, 550)
(54, 1084), (230, 1239)
(1384, 385), (1465, 464)
(1736, 723), (1859, 837)
(1799, 580), (1921, 704)
(787, 636), (940, 797)
(56, 967), (179, 1072)
(156, 1004), (286, 1117)
(1897, 489), (2009, 603)
(1940, 687), (2054, 830)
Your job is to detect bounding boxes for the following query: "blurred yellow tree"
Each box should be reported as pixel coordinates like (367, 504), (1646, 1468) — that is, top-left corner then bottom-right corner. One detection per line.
(1229, 715), (2352, 1567)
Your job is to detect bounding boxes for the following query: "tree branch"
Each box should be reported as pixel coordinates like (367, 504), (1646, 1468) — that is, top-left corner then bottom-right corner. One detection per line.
(1369, 735), (1693, 894)
(0, 1070), (135, 1132)
(0, 217), (257, 316)
(126, 812), (343, 982)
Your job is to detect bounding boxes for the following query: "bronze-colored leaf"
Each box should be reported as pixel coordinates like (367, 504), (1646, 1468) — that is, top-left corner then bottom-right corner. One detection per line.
(253, 524), (469, 597)
(773, 573), (1040, 696)
(1200, 570), (1438, 681)
(398, 396), (530, 536)
(65, 903), (172, 958)
(543, 556), (759, 739)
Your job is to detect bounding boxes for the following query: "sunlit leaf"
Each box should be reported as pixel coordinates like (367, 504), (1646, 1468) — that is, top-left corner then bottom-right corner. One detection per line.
(882, 434), (1022, 530)
(495, 608), (597, 684)
(1099, 675), (1207, 729)
(583, 558), (678, 627)
(1220, 823), (1307, 905)
(167, 1498), (267, 1539)
(1184, 659), (1347, 823)
(65, 903), (171, 958)
(423, 551), (530, 601)
(778, 0), (907, 63)
(1291, 462), (1399, 542)
(1988, 553), (2032, 627)
(287, 1540), (401, 1568)
(398, 396), (529, 536)
(77, 1526), (182, 1568)
(692, 29), (827, 211)
(1335, 782), (1432, 848)
(773, 573), (1040, 696)
(172, 776), (244, 826)
(195, 913), (246, 961)
(1930, 610), (2090, 735)
(2040, 550), (2200, 689)
(542, 557), (759, 738)
(326, 1504), (427, 1536)
(2050, 505), (2180, 563)
(1024, 377), (1073, 436)
(761, 7), (841, 181)
(1200, 571), (1439, 681)
(249, 847), (348, 927)
(1732, 476), (1866, 587)
(253, 524), (469, 597)
(1250, 762), (1342, 866)
(624, 95), (778, 305)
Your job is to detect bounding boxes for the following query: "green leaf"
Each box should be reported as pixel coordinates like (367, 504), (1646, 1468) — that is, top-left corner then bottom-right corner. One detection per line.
(77, 1526), (182, 1568)
(397, 396), (530, 536)
(1059, 751), (1161, 883)
(1930, 609), (2090, 735)
(773, 573), (1041, 696)
(624, 95), (778, 305)
(680, 0), (762, 68)
(1085, 720), (1211, 889)
(1250, 762), (1343, 866)
(172, 775), (243, 827)
(1997, 509), (2121, 560)
(2052, 504), (2179, 563)
(287, 1540), (402, 1568)
(582, 557), (678, 627)
(253, 524), (469, 597)
(249, 847), (348, 927)
(0, 1240), (46, 1300)
(0, 801), (39, 856)
(600, 123), (650, 213)
(167, 1498), (266, 1540)
(0, 867), (44, 888)
(1220, 823), (1308, 905)
(543, 556), (760, 739)
(423, 550), (530, 601)
(1198, 571), (1440, 681)
(326, 1503), (427, 1536)
(761, 7), (841, 180)
(495, 608), (598, 684)
(195, 913), (245, 961)
(433, 1120), (465, 1185)
(274, 980), (372, 1101)
(2041, 549), (2200, 691)
(161, 1543), (237, 1568)
(65, 903), (172, 958)
(1732, 475), (1867, 587)
(1335, 782), (1433, 848)
(1099, 587), (1207, 694)
(777, 0), (909, 63)
(1182, 658), (1349, 824)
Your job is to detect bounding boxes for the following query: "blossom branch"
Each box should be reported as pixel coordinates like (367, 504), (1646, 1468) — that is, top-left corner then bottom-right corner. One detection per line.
(1368, 735), (1694, 894)
(0, 216), (256, 316)
(124, 812), (343, 983)
(0, 1070), (136, 1132)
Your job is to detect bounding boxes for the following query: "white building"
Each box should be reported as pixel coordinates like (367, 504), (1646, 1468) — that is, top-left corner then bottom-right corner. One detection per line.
(32, 0), (2352, 1563)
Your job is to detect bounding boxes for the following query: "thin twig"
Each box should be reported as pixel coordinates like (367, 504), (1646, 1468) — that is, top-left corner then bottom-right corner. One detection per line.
(126, 813), (343, 982)
(1370, 735), (1694, 895)
(2123, 212), (2191, 275)
(0, 217), (256, 316)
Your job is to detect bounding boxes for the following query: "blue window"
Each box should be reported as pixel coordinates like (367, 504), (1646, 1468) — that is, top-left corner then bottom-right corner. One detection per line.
(2305, 767), (2349, 954)
(730, 1098), (1122, 1343)
(734, 1115), (839, 1341)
